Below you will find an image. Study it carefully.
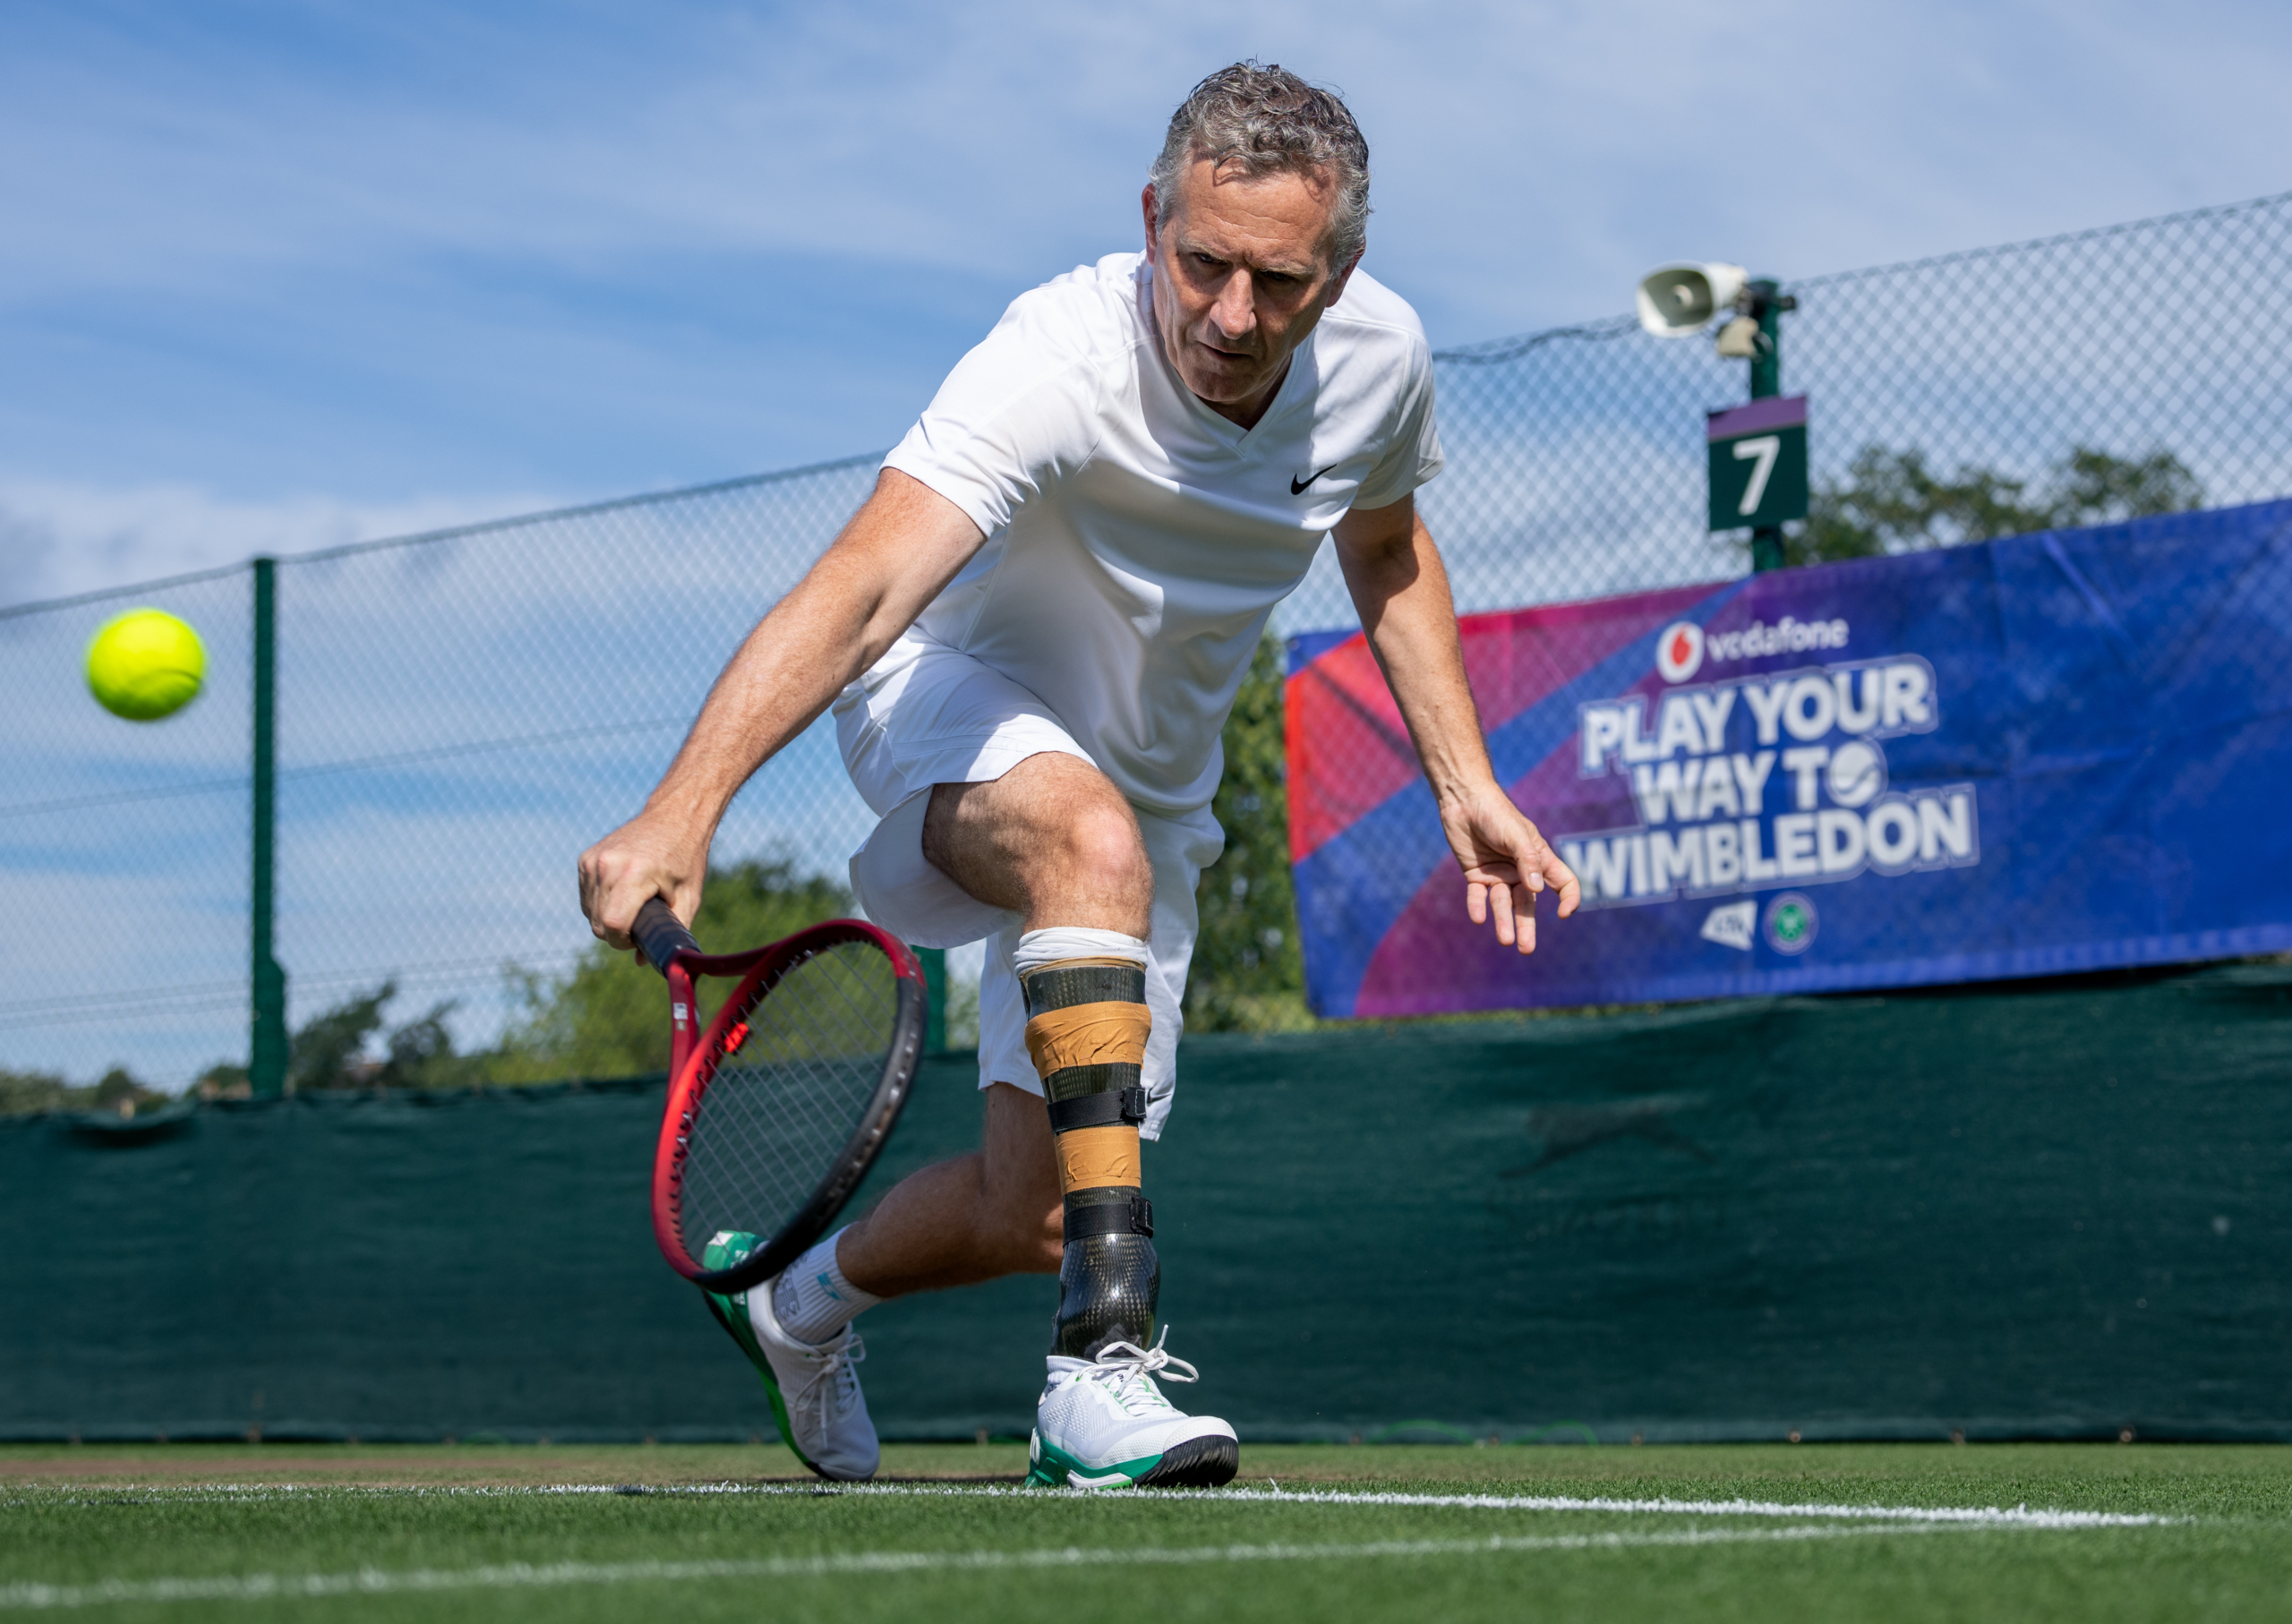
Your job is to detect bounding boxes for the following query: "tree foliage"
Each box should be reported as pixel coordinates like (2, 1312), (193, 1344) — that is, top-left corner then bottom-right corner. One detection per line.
(249, 855), (854, 1091)
(263, 979), (489, 1091)
(1186, 634), (1312, 1032)
(491, 856), (853, 1081)
(286, 983), (395, 1090)
(1783, 445), (2203, 566)
(1, 1064), (170, 1117)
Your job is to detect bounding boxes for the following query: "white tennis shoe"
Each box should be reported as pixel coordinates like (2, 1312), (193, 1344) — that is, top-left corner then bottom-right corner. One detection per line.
(1027, 1328), (1238, 1489)
(745, 1266), (880, 1482)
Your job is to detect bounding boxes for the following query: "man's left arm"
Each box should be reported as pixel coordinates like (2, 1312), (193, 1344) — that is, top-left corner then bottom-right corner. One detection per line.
(1330, 494), (1579, 952)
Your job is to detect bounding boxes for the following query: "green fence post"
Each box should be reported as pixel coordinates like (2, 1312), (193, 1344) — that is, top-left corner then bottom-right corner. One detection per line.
(1747, 278), (1790, 574)
(249, 557), (289, 1097)
(917, 946), (947, 1054)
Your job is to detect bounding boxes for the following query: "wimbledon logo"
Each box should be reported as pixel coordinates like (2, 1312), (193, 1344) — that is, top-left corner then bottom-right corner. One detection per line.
(1655, 621), (1705, 683)
(1764, 893), (1817, 953)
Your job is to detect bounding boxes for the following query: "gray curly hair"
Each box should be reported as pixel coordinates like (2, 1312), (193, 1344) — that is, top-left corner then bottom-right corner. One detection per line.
(1149, 62), (1371, 269)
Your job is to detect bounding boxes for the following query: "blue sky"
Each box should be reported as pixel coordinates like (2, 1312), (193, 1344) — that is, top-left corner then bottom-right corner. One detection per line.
(4, 0), (2290, 603)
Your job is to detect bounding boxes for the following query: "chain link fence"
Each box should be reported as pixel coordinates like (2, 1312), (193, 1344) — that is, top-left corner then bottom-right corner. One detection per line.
(7, 191), (2291, 1093)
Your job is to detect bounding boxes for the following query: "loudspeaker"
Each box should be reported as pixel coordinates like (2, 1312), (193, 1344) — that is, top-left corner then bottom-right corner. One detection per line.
(1635, 262), (1748, 338)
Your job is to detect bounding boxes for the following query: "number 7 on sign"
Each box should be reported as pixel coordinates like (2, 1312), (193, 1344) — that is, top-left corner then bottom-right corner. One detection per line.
(1732, 435), (1781, 517)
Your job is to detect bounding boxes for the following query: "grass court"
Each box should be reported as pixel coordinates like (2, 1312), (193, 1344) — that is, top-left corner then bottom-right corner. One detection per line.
(4, 1440), (2288, 1620)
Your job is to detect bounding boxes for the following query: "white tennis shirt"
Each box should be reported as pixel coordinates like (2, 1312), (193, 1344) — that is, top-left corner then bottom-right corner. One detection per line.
(858, 250), (1443, 817)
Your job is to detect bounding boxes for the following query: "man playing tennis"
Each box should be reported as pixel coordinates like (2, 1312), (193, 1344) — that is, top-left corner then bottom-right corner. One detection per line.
(579, 62), (1578, 1488)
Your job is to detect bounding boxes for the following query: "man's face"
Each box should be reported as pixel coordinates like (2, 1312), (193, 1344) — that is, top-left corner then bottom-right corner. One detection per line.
(1142, 157), (1358, 427)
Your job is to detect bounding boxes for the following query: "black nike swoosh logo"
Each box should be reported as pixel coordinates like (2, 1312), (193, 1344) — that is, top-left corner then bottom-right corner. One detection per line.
(1291, 464), (1339, 495)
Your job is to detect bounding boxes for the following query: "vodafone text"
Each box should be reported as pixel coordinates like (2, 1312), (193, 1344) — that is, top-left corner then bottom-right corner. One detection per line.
(1560, 655), (1980, 908)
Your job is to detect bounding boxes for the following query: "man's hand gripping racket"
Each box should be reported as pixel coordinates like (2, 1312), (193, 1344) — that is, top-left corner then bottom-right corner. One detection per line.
(632, 897), (927, 1295)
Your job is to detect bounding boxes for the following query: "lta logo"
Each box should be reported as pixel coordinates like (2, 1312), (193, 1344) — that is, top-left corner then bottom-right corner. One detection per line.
(1655, 621), (1705, 683)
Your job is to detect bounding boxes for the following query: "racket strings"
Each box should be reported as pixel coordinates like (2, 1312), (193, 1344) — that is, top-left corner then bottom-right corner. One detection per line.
(677, 942), (900, 1259)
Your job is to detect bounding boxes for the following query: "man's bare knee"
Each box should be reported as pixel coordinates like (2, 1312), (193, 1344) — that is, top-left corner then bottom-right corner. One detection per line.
(1018, 759), (1149, 923)
(1058, 796), (1151, 906)
(923, 755), (1151, 935)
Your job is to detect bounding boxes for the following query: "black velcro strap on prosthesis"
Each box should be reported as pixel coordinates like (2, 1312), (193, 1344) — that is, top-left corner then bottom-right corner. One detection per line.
(1062, 1191), (1154, 1240)
(1022, 962), (1147, 1015)
(1047, 1087), (1149, 1134)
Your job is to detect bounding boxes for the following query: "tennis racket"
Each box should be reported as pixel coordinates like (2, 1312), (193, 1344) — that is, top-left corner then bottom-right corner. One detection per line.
(633, 896), (926, 1294)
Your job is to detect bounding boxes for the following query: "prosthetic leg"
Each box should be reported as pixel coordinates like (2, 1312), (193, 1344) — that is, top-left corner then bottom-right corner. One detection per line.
(1022, 948), (1235, 1488)
(1022, 956), (1157, 1358)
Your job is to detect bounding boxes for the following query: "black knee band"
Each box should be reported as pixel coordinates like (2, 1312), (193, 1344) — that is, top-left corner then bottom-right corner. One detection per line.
(1047, 1087), (1149, 1133)
(1063, 1187), (1153, 1238)
(1022, 962), (1147, 1014)
(1043, 1063), (1141, 1103)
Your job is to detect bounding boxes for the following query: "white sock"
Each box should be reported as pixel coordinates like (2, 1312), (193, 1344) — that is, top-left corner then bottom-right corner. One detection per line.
(1013, 927), (1150, 975)
(768, 1227), (881, 1346)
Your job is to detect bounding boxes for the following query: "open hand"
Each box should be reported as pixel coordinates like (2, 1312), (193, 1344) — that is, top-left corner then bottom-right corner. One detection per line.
(1440, 785), (1579, 954)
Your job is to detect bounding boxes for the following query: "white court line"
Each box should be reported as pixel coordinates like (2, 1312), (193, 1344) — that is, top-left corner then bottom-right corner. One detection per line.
(0, 1522), (1982, 1610)
(1151, 1487), (2173, 1529)
(3, 1481), (2176, 1529)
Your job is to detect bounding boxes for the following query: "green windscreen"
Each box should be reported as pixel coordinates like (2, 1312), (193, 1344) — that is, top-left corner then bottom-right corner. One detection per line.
(3, 962), (2287, 1444)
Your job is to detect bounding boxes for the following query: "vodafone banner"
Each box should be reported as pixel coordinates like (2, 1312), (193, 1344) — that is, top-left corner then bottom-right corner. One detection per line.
(1285, 498), (2292, 1017)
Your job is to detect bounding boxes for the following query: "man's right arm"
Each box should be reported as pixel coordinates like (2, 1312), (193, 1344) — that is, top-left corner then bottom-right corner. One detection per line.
(577, 468), (985, 949)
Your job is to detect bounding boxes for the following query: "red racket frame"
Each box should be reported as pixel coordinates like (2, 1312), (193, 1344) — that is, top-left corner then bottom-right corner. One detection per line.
(649, 919), (926, 1294)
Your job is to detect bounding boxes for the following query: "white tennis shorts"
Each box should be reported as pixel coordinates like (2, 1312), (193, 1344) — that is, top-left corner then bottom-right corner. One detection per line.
(834, 645), (1222, 1140)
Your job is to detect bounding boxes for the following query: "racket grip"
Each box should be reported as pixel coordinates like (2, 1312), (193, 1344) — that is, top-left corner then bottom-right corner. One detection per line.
(633, 896), (699, 977)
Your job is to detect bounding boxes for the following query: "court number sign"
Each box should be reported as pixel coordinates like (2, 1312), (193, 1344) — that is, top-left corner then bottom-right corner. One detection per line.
(1707, 395), (1809, 531)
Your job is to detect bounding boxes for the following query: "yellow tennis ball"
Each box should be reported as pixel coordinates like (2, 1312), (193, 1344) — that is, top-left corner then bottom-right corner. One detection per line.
(86, 608), (207, 722)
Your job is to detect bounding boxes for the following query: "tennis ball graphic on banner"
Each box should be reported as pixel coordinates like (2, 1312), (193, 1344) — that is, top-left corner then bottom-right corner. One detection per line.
(85, 609), (206, 721)
(1826, 740), (1887, 808)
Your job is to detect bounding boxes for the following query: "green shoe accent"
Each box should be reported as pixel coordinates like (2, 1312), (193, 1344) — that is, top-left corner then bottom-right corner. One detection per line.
(697, 1230), (816, 1475)
(1025, 1431), (1159, 1489)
